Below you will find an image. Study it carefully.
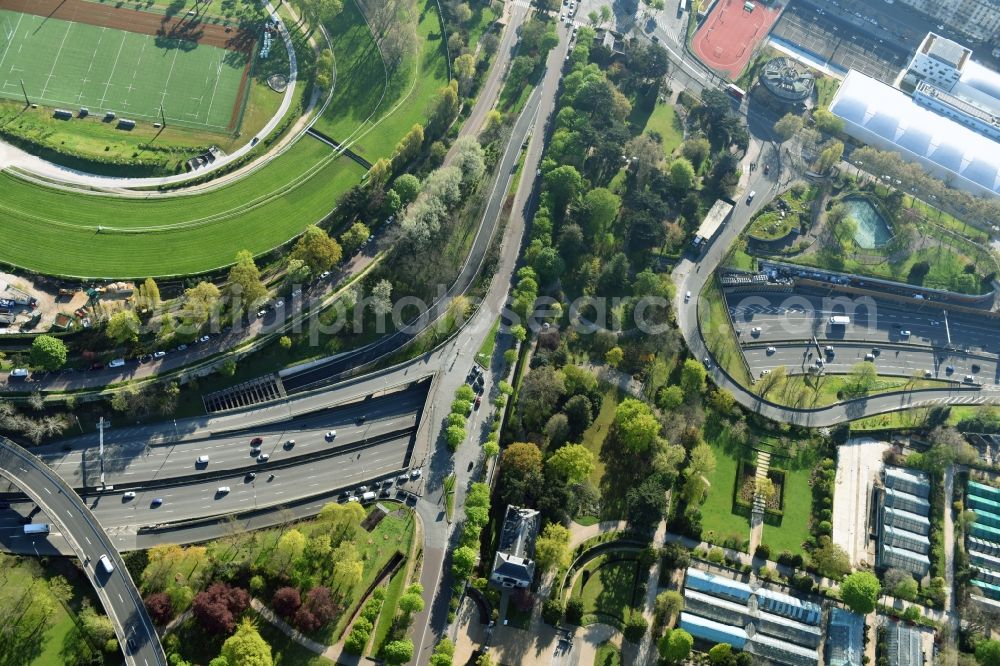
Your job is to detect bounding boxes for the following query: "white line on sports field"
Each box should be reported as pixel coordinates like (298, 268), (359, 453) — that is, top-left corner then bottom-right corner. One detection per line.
(158, 45), (181, 117)
(203, 53), (225, 125)
(77, 27), (107, 104)
(39, 20), (74, 100)
(0, 11), (24, 76)
(122, 36), (148, 107)
(98, 31), (129, 110)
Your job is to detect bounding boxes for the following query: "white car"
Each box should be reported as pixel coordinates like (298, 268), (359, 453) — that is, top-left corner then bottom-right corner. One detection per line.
(319, 271), (331, 279)
(123, 491), (136, 500)
(196, 455), (210, 465)
(684, 291), (691, 302)
(275, 299), (284, 308)
(153, 351), (167, 358)
(899, 330), (910, 337)
(751, 327), (762, 336)
(257, 310), (267, 318)
(766, 346), (776, 354)
(198, 335), (210, 343)
(410, 469), (423, 480)
(760, 369), (771, 377)
(217, 486), (230, 495)
(257, 453), (270, 462)
(108, 358), (125, 368)
(325, 430), (337, 441)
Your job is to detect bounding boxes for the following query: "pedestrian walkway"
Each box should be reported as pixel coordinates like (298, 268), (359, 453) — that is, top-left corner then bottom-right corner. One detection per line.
(748, 451), (771, 553)
(249, 598), (327, 654)
(569, 519), (628, 549)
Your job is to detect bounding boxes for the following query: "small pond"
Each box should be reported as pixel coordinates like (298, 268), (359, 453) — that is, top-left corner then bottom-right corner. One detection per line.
(843, 197), (892, 249)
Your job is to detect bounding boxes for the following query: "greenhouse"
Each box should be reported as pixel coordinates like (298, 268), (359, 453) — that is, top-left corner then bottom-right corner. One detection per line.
(680, 612), (748, 648)
(882, 525), (931, 554)
(685, 567), (753, 603)
(884, 507), (931, 536)
(749, 633), (820, 666)
(884, 488), (931, 515)
(879, 544), (931, 576)
(885, 467), (931, 499)
(826, 608), (864, 666)
(887, 621), (924, 666)
(970, 481), (1000, 503)
(755, 588), (822, 625)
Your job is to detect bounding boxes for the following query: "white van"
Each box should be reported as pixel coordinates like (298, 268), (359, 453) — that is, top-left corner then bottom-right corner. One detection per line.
(196, 455), (209, 465)
(98, 554), (114, 574)
(361, 491), (377, 501)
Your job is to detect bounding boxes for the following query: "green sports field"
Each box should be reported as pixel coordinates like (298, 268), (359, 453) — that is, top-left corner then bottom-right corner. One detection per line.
(0, 9), (247, 130)
(0, 137), (364, 277)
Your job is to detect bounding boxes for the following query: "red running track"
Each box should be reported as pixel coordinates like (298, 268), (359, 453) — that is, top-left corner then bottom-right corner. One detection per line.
(692, 0), (783, 80)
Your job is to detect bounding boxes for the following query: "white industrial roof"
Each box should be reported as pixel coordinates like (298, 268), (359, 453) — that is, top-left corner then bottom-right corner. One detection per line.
(830, 69), (1000, 195)
(958, 60), (1000, 113)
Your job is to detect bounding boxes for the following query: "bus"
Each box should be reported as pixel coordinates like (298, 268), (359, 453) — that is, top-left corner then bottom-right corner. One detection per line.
(829, 316), (851, 325)
(23, 523), (50, 535)
(725, 83), (746, 101)
(678, 0), (688, 16)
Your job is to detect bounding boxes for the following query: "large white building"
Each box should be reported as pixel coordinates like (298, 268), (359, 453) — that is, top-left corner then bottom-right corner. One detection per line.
(829, 31), (1000, 199)
(892, 0), (1000, 44)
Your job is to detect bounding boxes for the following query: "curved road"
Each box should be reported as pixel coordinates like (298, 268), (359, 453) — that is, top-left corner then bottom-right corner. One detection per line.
(673, 150), (1000, 425)
(0, 438), (165, 666)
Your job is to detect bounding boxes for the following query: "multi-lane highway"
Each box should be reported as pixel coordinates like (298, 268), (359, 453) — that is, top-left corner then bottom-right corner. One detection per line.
(727, 289), (1000, 384)
(1, 432), (415, 553)
(728, 290), (1000, 356)
(0, 438), (165, 666)
(24, 385), (426, 490)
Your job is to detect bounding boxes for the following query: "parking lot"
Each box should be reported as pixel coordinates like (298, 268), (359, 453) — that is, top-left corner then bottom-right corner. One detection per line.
(833, 437), (890, 567)
(771, 0), (906, 82)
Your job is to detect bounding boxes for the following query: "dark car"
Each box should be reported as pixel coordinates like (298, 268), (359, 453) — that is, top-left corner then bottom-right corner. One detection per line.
(356, 415), (367, 425)
(250, 437), (263, 446)
(90, 362), (105, 371)
(972, 363), (981, 373)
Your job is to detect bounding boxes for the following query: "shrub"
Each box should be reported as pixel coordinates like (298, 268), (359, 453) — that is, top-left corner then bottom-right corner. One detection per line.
(754, 544), (771, 561)
(542, 598), (564, 625)
(565, 599), (584, 624)
(623, 611), (648, 643)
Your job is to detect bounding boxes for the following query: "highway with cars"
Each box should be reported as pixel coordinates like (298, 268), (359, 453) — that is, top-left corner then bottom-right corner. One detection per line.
(0, 432), (416, 554)
(26, 384), (426, 490)
(0, 438), (165, 665)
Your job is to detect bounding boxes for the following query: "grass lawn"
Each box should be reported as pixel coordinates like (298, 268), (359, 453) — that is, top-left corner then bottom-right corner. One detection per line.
(369, 566), (408, 655)
(784, 240), (990, 295)
(315, 0), (448, 162)
(595, 642), (622, 666)
(763, 374), (955, 408)
(0, 557), (95, 666)
(851, 404), (993, 432)
(581, 388), (620, 491)
(699, 278), (751, 386)
(444, 473), (456, 521)
(815, 76), (841, 108)
(0, 136), (363, 277)
(571, 555), (642, 625)
(642, 102), (684, 157)
(699, 435), (750, 547)
(476, 318), (501, 366)
(256, 613), (335, 665)
(760, 463), (813, 556)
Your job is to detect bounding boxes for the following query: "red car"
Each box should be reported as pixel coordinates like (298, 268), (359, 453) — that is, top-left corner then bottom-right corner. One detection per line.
(250, 437), (263, 446)
(474, 396), (482, 409)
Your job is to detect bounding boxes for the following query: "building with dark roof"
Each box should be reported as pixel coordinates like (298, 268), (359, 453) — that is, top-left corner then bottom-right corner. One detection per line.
(489, 505), (540, 589)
